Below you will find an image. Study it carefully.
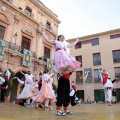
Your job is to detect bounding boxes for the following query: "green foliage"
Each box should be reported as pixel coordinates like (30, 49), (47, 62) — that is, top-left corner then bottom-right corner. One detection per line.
(52, 83), (57, 93)
(5, 71), (15, 96)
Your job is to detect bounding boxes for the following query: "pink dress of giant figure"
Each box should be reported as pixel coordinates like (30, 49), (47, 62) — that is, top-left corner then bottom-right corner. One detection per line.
(40, 26), (81, 74)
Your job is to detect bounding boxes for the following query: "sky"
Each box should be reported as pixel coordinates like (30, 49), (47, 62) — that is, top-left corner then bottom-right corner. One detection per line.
(40, 0), (120, 40)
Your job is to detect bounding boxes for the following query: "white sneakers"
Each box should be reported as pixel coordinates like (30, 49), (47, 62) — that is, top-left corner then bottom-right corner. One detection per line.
(56, 110), (72, 116)
(56, 111), (66, 116)
(64, 110), (72, 115)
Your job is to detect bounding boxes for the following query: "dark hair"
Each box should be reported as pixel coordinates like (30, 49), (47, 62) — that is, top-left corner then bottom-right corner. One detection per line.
(57, 35), (63, 41)
(70, 72), (72, 75)
(28, 71), (31, 75)
(35, 80), (38, 82)
(43, 69), (49, 74)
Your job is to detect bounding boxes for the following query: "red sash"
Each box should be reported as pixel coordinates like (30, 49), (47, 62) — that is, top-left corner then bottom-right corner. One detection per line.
(102, 72), (108, 85)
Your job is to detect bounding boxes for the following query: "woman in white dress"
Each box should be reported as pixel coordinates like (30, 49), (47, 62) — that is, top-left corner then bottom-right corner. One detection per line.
(17, 71), (34, 107)
(39, 26), (81, 74)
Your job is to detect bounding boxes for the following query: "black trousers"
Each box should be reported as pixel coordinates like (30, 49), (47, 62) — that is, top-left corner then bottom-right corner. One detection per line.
(56, 78), (70, 106)
(1, 89), (6, 102)
(69, 96), (76, 106)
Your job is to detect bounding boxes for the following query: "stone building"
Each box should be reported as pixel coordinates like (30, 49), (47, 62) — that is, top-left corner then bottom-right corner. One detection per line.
(0, 0), (60, 101)
(67, 29), (120, 102)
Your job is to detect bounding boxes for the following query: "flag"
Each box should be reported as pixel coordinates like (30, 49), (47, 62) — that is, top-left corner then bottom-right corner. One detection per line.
(5, 69), (11, 81)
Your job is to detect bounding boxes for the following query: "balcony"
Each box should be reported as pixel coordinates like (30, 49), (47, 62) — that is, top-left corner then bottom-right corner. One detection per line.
(94, 78), (101, 83)
(5, 41), (21, 52)
(76, 79), (83, 84)
(5, 41), (36, 58)
(21, 48), (36, 58)
(25, 9), (34, 18)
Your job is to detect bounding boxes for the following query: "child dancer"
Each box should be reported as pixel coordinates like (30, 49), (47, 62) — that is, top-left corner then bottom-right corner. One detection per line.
(31, 69), (56, 110)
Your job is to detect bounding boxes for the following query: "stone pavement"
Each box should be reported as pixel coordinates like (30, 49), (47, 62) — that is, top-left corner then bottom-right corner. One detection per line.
(0, 103), (120, 120)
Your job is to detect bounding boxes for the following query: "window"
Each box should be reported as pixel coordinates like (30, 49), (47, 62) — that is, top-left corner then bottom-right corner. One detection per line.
(46, 22), (51, 29)
(93, 53), (101, 65)
(94, 69), (101, 83)
(0, 25), (5, 40)
(25, 6), (34, 17)
(81, 40), (91, 45)
(76, 71), (83, 84)
(92, 38), (99, 46)
(114, 67), (120, 81)
(112, 50), (120, 63)
(110, 33), (120, 39)
(76, 56), (82, 66)
(44, 47), (50, 62)
(21, 36), (31, 52)
(75, 42), (81, 49)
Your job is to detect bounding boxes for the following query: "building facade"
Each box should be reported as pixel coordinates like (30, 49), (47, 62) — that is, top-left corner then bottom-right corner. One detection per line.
(67, 29), (120, 102)
(0, 0), (60, 101)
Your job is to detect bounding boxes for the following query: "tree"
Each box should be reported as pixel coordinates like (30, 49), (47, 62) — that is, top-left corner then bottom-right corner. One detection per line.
(5, 71), (15, 96)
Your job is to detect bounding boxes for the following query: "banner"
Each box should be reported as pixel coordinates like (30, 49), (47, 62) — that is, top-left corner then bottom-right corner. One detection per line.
(22, 49), (32, 67)
(47, 58), (53, 73)
(0, 39), (6, 61)
(84, 68), (93, 83)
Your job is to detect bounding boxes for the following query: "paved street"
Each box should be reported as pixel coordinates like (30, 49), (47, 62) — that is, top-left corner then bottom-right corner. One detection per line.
(0, 103), (120, 120)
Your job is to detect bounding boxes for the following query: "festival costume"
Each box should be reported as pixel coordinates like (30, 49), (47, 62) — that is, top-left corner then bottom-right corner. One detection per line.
(1, 70), (11, 103)
(69, 84), (76, 106)
(54, 40), (81, 73)
(56, 73), (72, 115)
(31, 74), (56, 104)
(17, 74), (33, 99)
(99, 70), (113, 105)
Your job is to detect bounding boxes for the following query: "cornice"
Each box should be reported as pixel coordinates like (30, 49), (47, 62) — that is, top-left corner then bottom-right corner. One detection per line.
(29, 0), (61, 24)
(1, 0), (40, 25)
(66, 28), (120, 42)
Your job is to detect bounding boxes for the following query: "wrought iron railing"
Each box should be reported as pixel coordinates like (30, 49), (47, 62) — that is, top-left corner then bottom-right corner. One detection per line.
(5, 41), (36, 58)
(5, 41), (21, 52)
(25, 9), (34, 18)
(94, 78), (101, 83)
(76, 79), (83, 84)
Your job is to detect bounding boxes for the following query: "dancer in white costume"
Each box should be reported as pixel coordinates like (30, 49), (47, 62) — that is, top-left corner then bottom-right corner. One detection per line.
(39, 26), (81, 74)
(98, 68), (113, 106)
(16, 71), (34, 107)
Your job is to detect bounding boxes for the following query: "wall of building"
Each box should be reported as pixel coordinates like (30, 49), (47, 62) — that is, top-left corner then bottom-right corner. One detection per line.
(0, 0), (60, 101)
(67, 29), (120, 101)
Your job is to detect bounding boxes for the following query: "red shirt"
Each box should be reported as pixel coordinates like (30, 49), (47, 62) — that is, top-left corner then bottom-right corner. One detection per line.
(38, 79), (42, 85)
(60, 73), (70, 80)
(71, 84), (76, 90)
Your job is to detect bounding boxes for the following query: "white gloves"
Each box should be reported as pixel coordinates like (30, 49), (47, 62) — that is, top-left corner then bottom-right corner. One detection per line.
(73, 37), (79, 45)
(13, 77), (24, 85)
